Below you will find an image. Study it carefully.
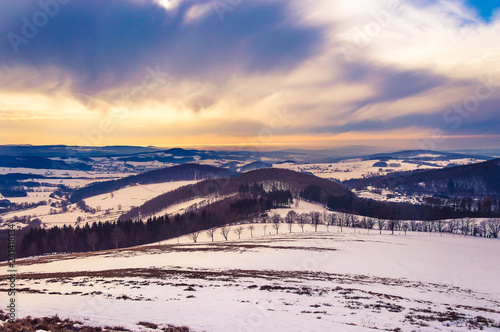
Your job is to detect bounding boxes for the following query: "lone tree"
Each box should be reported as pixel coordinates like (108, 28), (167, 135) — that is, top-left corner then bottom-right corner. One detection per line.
(271, 213), (281, 234)
(285, 210), (297, 233)
(377, 218), (385, 235)
(247, 224), (255, 237)
(220, 226), (231, 241)
(191, 231), (200, 243)
(234, 226), (244, 239)
(206, 228), (216, 242)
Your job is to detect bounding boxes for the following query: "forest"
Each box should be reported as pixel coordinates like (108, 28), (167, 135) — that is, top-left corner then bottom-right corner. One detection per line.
(345, 158), (500, 197)
(6, 166), (500, 260)
(18, 187), (294, 257)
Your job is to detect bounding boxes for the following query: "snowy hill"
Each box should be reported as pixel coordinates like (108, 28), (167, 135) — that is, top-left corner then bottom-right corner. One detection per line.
(1, 226), (499, 331)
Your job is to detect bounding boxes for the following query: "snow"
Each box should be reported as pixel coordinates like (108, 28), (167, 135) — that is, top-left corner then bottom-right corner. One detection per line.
(354, 187), (426, 204)
(2, 225), (499, 332)
(0, 188), (53, 204)
(84, 181), (198, 211)
(0, 181), (199, 228)
(267, 199), (329, 217)
(32, 178), (113, 188)
(149, 197), (206, 218)
(273, 158), (483, 181)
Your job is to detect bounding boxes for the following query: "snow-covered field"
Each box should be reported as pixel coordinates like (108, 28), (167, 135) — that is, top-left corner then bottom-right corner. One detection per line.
(0, 181), (199, 228)
(84, 181), (199, 211)
(274, 158), (482, 181)
(2, 225), (499, 331)
(0, 167), (132, 179)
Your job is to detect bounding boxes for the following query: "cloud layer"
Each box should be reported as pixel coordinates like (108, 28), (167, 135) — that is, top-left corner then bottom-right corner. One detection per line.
(0, 0), (499, 149)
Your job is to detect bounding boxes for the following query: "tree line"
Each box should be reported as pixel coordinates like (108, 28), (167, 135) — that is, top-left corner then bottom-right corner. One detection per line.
(17, 188), (294, 257)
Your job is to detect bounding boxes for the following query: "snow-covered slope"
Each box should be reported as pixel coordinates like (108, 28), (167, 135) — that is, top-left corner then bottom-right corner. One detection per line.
(0, 180), (199, 228)
(2, 226), (499, 331)
(274, 157), (483, 181)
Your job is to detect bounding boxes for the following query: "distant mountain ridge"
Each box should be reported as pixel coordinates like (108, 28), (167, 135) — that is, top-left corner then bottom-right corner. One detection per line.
(0, 145), (161, 157)
(0, 155), (92, 171)
(0, 145), (494, 167)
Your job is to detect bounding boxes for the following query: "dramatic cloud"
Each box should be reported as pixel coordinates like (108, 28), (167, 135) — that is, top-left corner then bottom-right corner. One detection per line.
(0, 0), (499, 149)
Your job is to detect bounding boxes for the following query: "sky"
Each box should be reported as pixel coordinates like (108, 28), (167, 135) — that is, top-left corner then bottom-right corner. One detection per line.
(0, 0), (500, 151)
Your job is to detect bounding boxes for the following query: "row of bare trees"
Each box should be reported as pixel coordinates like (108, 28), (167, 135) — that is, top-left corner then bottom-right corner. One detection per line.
(190, 212), (500, 242)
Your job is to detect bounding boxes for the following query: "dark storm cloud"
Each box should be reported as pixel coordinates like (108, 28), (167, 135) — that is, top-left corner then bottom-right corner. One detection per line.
(311, 97), (500, 135)
(0, 0), (322, 94)
(338, 60), (449, 104)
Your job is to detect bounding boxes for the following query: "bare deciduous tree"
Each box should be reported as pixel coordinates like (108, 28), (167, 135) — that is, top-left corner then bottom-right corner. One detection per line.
(436, 220), (445, 236)
(206, 228), (216, 242)
(448, 219), (458, 235)
(220, 226), (231, 241)
(488, 218), (500, 238)
(377, 218), (385, 235)
(234, 226), (244, 239)
(480, 220), (488, 237)
(327, 214), (336, 233)
(387, 219), (398, 235)
(285, 210), (297, 233)
(427, 220), (435, 235)
(297, 213), (307, 232)
(365, 217), (375, 234)
(271, 213), (281, 234)
(190, 231), (200, 243)
(310, 211), (321, 232)
(351, 215), (359, 233)
(461, 217), (473, 236)
(402, 222), (409, 235)
(337, 213), (348, 232)
(248, 224), (255, 237)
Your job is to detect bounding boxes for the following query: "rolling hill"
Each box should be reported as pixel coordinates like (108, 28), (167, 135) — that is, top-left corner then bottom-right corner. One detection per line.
(345, 158), (500, 197)
(118, 168), (350, 221)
